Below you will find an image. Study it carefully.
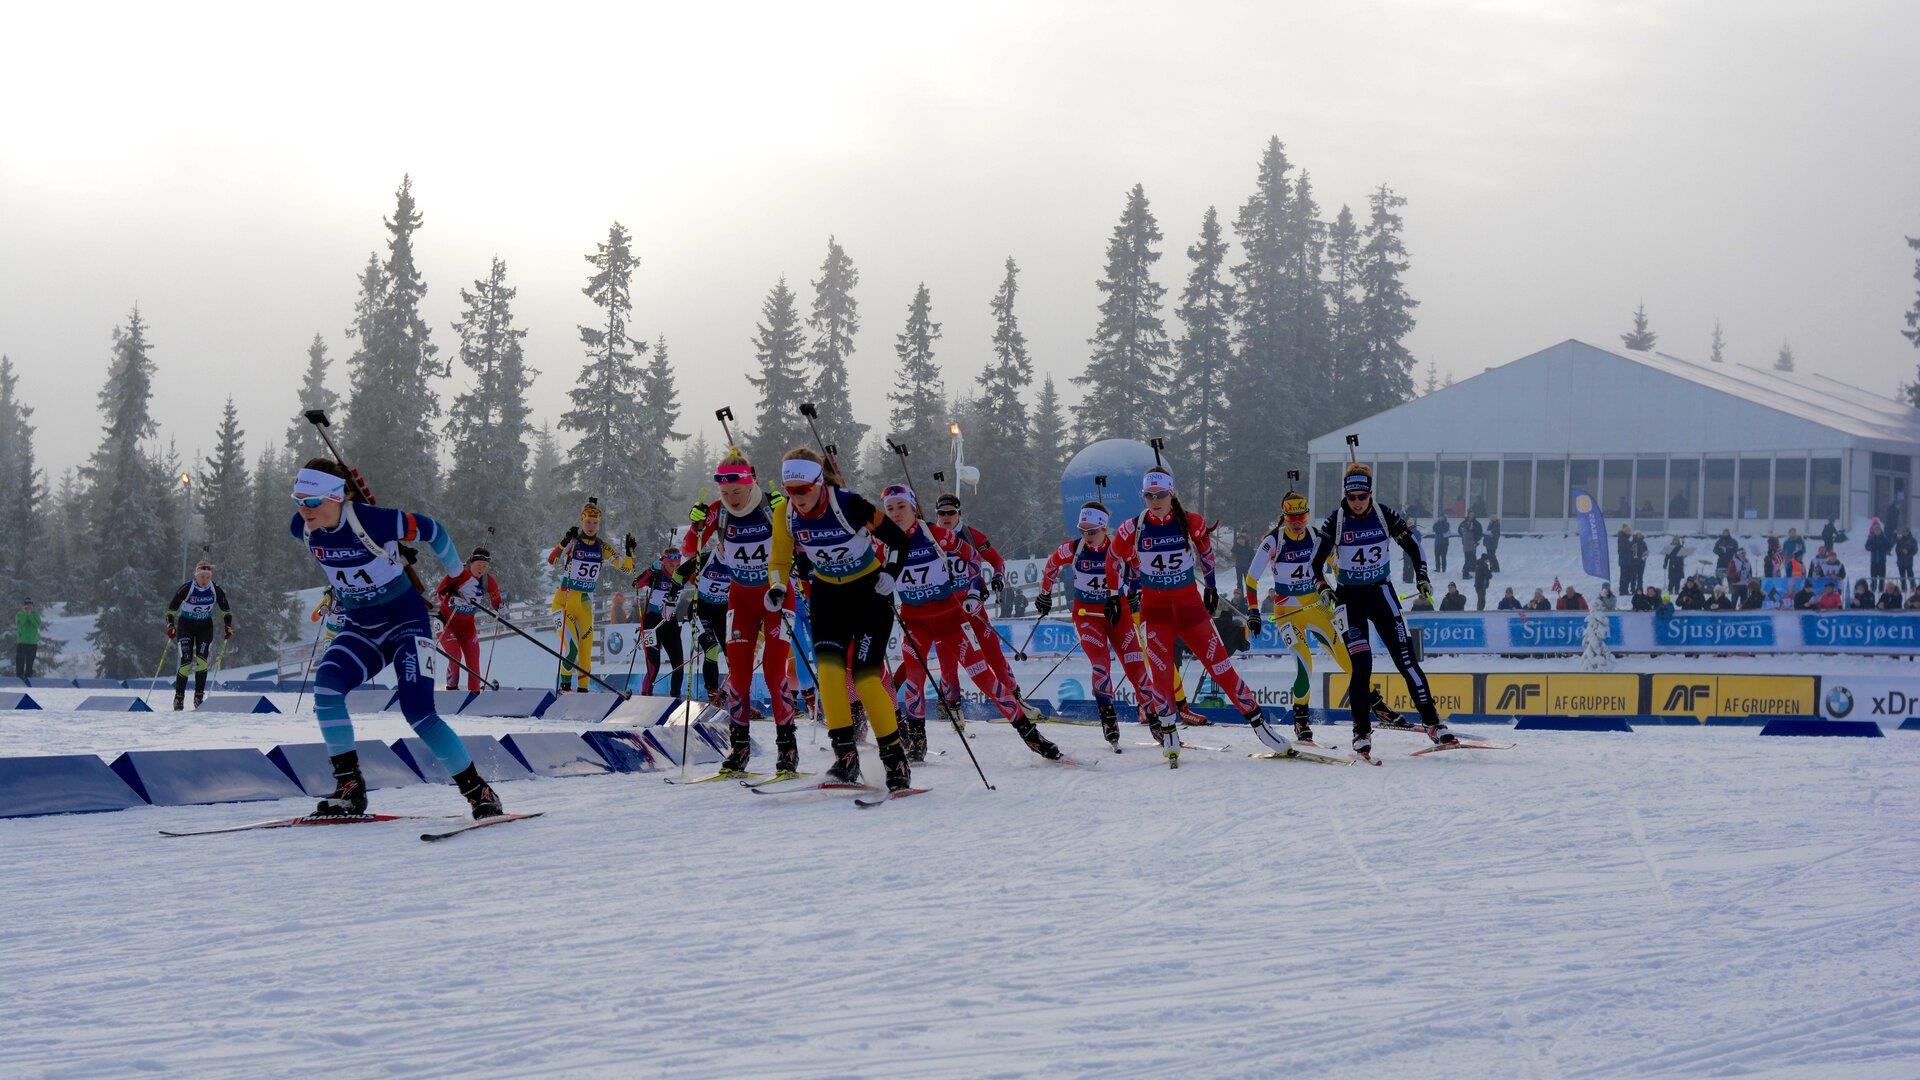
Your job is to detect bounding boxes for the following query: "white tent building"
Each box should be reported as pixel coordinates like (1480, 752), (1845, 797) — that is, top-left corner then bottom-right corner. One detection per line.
(1305, 338), (1920, 534)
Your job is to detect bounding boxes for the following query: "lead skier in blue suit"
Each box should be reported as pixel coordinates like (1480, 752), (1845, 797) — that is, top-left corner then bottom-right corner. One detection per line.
(289, 458), (505, 820)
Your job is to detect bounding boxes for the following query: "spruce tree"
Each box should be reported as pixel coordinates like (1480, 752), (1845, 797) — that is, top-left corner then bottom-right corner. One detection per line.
(1622, 302), (1658, 350)
(806, 237), (867, 479)
(888, 283), (949, 470)
(1710, 319), (1726, 364)
(343, 176), (441, 506)
(1351, 184), (1419, 416)
(530, 422), (574, 535)
(746, 277), (811, 466)
(1323, 204), (1364, 423)
(82, 308), (182, 676)
(967, 257), (1037, 548)
(1776, 340), (1796, 372)
(1903, 233), (1920, 406)
(445, 256), (539, 588)
(1170, 210), (1236, 517)
(632, 334), (686, 546)
(561, 222), (653, 534)
(1423, 360), (1439, 395)
(0, 356), (43, 603)
(1074, 184), (1170, 444)
(248, 445), (306, 619)
(673, 432), (714, 510)
(286, 333), (339, 459)
(1028, 374), (1072, 535)
(198, 399), (291, 664)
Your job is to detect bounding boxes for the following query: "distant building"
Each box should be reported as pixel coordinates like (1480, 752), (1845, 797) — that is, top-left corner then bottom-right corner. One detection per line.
(1306, 339), (1920, 533)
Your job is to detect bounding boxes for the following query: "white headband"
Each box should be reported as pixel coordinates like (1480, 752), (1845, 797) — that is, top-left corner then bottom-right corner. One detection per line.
(1142, 469), (1175, 494)
(292, 468), (347, 502)
(1078, 507), (1110, 529)
(781, 458), (824, 485)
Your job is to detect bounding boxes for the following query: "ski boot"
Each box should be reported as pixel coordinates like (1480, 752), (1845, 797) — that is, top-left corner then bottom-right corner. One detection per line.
(192, 689), (205, 708)
(773, 723), (800, 777)
(876, 729), (913, 793)
(172, 687), (186, 711)
(312, 751), (369, 817)
(1177, 700), (1208, 726)
(1011, 705), (1063, 761)
(1097, 701), (1122, 752)
(706, 686), (727, 708)
(903, 715), (928, 763)
(1292, 702), (1315, 745)
(1370, 696), (1414, 731)
(1245, 706), (1295, 755)
(718, 720), (753, 775)
(1151, 715), (1182, 769)
(452, 763), (503, 820)
(1423, 717), (1459, 746)
(824, 725), (863, 785)
(1352, 732), (1375, 764)
(936, 696), (965, 733)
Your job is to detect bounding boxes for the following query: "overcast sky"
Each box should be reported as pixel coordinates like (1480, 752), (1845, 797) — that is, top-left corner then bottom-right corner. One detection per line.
(4, 0), (1917, 480)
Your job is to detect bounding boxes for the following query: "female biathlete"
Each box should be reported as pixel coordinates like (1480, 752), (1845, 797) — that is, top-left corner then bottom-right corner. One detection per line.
(879, 486), (1063, 764)
(1105, 466), (1281, 767)
(1037, 502), (1151, 751)
(546, 498), (635, 692)
(768, 449), (916, 792)
(681, 450), (798, 777)
(1309, 462), (1457, 760)
(933, 493), (1018, 691)
(164, 560), (232, 710)
(289, 459), (505, 820)
(435, 547), (501, 692)
(632, 548), (688, 698)
(682, 503), (732, 707)
(1242, 490), (1351, 746)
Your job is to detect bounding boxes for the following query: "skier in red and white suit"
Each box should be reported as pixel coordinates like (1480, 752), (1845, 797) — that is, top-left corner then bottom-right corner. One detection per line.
(1038, 501), (1151, 751)
(435, 547), (503, 692)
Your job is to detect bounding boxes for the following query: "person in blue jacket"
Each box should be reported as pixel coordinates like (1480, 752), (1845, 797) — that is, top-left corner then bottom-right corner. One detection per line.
(289, 458), (504, 820)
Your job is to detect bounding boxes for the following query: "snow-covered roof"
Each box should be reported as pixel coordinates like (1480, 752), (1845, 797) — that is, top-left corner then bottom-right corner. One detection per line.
(1306, 338), (1920, 456)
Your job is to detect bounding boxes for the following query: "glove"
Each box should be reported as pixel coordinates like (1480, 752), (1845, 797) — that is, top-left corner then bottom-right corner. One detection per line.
(990, 576), (1005, 598)
(765, 584), (788, 612)
(961, 595), (982, 617)
(1318, 584), (1337, 612)
(624, 533), (637, 558)
(689, 501), (708, 524)
(165, 623), (176, 640)
(224, 625), (234, 641)
(1416, 572), (1434, 608)
(1105, 594), (1126, 625)
(1128, 592), (1142, 615)
(873, 569), (897, 597)
(431, 616), (446, 638)
(1248, 608), (1263, 636)
(1203, 585), (1220, 615)
(562, 526), (580, 546)
(1033, 590), (1053, 617)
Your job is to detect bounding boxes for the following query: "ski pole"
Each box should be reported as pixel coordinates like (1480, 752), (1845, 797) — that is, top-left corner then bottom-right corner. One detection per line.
(139, 637), (174, 708)
(470, 598), (629, 698)
(1013, 608), (1055, 662)
(1016, 634), (1079, 704)
(677, 620), (692, 783)
(291, 628), (325, 716)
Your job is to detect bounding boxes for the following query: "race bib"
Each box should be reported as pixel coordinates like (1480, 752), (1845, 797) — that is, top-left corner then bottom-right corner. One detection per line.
(414, 636), (439, 681)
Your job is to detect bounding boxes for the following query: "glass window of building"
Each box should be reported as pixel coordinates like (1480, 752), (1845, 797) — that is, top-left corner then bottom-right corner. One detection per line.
(1501, 457), (1532, 519)
(1774, 457), (1806, 519)
(1568, 459), (1599, 515)
(1534, 458), (1565, 520)
(1810, 457), (1842, 520)
(1405, 459), (1435, 519)
(1668, 458), (1697, 517)
(1467, 459), (1499, 516)
(1438, 460), (1467, 517)
(1376, 460), (1404, 508)
(1603, 458), (1634, 519)
(1703, 459), (1735, 518)
(1635, 458), (1666, 520)
(1314, 462), (1341, 512)
(1736, 458), (1771, 520)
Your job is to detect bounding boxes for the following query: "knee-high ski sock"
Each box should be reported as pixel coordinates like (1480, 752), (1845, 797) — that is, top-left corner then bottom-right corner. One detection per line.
(852, 670), (900, 740)
(817, 656), (853, 730)
(315, 691), (356, 757)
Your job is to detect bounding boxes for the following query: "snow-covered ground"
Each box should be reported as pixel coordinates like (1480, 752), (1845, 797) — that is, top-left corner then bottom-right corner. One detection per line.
(2, 689), (1916, 1078)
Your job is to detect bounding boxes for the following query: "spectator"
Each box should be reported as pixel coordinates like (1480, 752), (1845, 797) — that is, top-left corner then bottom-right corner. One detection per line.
(1653, 588), (1675, 618)
(608, 590), (628, 626)
(1706, 585), (1736, 611)
(1762, 533), (1782, 575)
(1677, 578), (1707, 610)
(1792, 580), (1816, 609)
(1726, 547), (1754, 603)
(1438, 582), (1468, 612)
(1596, 581), (1617, 610)
(1410, 590), (1435, 612)
(1496, 587), (1522, 610)
(1878, 581), (1903, 610)
(1664, 536), (1688, 593)
(1629, 531), (1650, 593)
(1783, 527), (1806, 565)
(13, 598), (41, 679)
(1484, 517), (1502, 562)
(1472, 557), (1494, 610)
(1851, 579), (1876, 609)
(1897, 527), (1918, 592)
(1524, 588), (1551, 611)
(1808, 546), (1847, 582)
(1739, 585), (1764, 610)
(1815, 582), (1844, 610)
(1631, 587), (1654, 612)
(1460, 512), (1483, 570)
(1820, 518), (1838, 550)
(1556, 587), (1588, 611)
(1402, 520), (1423, 585)
(1907, 589), (1920, 611)
(1865, 518), (1892, 589)
(1712, 529), (1739, 578)
(1431, 515), (1451, 572)
(1617, 524), (1636, 594)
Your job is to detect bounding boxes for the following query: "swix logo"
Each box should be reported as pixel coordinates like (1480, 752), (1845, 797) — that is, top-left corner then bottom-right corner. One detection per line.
(1496, 684), (1541, 710)
(1663, 684), (1710, 711)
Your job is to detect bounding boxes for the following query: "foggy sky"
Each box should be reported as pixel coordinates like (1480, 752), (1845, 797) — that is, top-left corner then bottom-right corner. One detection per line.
(4, 0), (1918, 482)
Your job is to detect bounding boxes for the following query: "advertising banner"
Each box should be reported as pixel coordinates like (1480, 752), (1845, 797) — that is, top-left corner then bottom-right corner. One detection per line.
(1814, 675), (1920, 724)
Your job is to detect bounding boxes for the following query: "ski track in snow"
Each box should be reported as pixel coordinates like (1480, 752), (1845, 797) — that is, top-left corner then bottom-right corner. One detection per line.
(1, 697), (1917, 1079)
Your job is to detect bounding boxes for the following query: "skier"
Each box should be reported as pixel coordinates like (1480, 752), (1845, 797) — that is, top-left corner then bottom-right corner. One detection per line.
(164, 560), (232, 709)
(1242, 488), (1351, 746)
(289, 458), (504, 819)
(878, 486), (1062, 763)
(633, 548), (688, 697)
(1037, 501), (1152, 750)
(1310, 461), (1457, 760)
(683, 502), (732, 707)
(1105, 466), (1275, 766)
(546, 497), (635, 692)
(680, 450), (799, 778)
(434, 547), (501, 692)
(933, 493), (1018, 692)
(768, 448), (916, 792)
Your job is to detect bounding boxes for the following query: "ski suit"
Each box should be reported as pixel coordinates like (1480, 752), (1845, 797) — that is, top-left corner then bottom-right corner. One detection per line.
(1106, 508), (1260, 718)
(884, 522), (1026, 723)
(690, 546), (731, 701)
(683, 491), (794, 727)
(1311, 500), (1439, 734)
(951, 523), (1016, 689)
(546, 533), (632, 691)
(166, 579), (232, 699)
(634, 563), (688, 697)
(1040, 536), (1150, 709)
(1244, 525), (1350, 713)
(435, 567), (501, 691)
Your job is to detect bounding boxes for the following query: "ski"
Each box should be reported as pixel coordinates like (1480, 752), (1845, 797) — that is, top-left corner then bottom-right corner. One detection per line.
(739, 770), (812, 787)
(749, 779), (879, 796)
(420, 812), (545, 842)
(159, 813), (432, 837)
(1247, 749), (1356, 767)
(1039, 754), (1100, 770)
(1354, 749), (1383, 766)
(1133, 740), (1228, 753)
(1410, 740), (1515, 757)
(666, 770), (764, 785)
(854, 787), (930, 807)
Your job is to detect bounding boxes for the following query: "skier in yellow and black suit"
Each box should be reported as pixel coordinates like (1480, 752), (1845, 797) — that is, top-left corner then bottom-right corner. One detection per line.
(1243, 489), (1351, 745)
(545, 497), (635, 692)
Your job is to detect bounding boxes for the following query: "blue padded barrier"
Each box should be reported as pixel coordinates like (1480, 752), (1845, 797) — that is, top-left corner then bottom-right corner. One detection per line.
(1704, 715), (1778, 727)
(1758, 719), (1884, 738)
(459, 690), (557, 718)
(580, 729), (659, 772)
(266, 740), (425, 795)
(541, 692), (624, 724)
(642, 726), (722, 768)
(109, 748), (306, 805)
(1512, 715), (1634, 732)
(501, 732), (613, 777)
(26, 678), (76, 688)
(344, 687), (397, 714)
(0, 692), (41, 710)
(0, 754), (148, 817)
(76, 696), (152, 713)
(1447, 713), (1520, 726)
(391, 734), (534, 784)
(0, 675), (23, 687)
(72, 678), (126, 690)
(193, 695), (280, 714)
(1901, 718), (1920, 731)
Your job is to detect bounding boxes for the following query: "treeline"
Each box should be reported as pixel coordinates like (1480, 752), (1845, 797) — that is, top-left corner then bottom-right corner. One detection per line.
(0, 138), (1421, 676)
